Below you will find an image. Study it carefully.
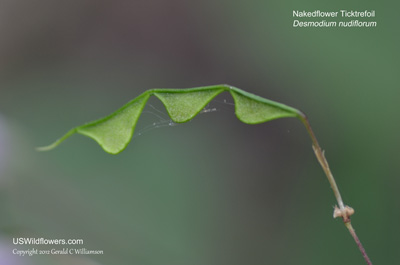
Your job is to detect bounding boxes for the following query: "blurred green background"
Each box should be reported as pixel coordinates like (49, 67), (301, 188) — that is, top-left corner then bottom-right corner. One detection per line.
(0, 0), (398, 264)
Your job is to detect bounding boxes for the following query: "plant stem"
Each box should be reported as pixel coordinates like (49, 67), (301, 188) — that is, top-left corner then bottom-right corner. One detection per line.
(299, 113), (373, 265)
(345, 222), (373, 265)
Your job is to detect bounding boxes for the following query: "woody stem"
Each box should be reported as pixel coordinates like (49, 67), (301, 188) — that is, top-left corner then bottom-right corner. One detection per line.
(298, 113), (372, 265)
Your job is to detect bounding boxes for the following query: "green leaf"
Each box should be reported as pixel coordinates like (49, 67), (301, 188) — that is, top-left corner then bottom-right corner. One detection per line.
(154, 88), (224, 123)
(37, 85), (302, 154)
(229, 88), (299, 124)
(76, 93), (150, 154)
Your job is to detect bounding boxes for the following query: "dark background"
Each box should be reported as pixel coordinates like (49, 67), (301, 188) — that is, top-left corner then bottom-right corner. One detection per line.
(1, 1), (398, 264)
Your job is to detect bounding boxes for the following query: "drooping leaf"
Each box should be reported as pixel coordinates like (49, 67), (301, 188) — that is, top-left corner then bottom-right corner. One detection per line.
(37, 85), (302, 154)
(229, 88), (299, 124)
(76, 93), (150, 154)
(154, 88), (224, 123)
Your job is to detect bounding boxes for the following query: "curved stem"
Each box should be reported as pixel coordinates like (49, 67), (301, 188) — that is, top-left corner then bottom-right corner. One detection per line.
(298, 113), (373, 265)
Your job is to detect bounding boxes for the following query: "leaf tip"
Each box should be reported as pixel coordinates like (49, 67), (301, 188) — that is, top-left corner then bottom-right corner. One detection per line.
(36, 143), (57, 152)
(36, 129), (77, 152)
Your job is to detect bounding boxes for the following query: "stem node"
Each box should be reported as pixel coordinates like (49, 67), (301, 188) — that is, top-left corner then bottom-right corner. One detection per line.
(333, 205), (355, 223)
